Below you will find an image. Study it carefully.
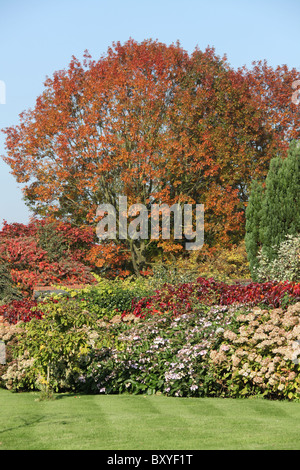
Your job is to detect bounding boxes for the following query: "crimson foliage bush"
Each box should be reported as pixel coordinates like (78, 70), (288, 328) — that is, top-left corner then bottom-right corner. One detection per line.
(0, 299), (44, 324)
(125, 277), (300, 319)
(0, 219), (97, 298)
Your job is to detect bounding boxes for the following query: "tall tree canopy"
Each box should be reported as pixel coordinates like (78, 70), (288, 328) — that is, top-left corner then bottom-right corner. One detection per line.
(2, 39), (300, 273)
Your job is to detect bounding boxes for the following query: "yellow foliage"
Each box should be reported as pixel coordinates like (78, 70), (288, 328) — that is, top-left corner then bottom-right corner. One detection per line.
(168, 241), (251, 283)
(196, 241), (251, 281)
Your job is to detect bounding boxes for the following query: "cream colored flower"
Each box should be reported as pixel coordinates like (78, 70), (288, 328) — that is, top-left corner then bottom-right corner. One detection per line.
(232, 355), (240, 367)
(253, 376), (264, 384)
(287, 303), (300, 315)
(223, 330), (237, 341)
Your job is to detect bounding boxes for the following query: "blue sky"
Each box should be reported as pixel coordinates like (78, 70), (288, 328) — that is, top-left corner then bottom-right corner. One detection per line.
(0, 0), (299, 226)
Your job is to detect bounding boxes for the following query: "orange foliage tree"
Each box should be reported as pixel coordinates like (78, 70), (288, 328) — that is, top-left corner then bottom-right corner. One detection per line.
(2, 39), (299, 274)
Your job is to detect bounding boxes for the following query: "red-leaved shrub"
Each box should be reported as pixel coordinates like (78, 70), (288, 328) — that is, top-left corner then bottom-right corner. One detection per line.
(0, 299), (44, 324)
(0, 219), (97, 298)
(124, 278), (300, 319)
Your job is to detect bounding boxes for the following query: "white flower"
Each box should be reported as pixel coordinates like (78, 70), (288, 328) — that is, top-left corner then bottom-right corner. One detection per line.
(199, 349), (207, 356)
(190, 384), (198, 391)
(153, 336), (166, 345)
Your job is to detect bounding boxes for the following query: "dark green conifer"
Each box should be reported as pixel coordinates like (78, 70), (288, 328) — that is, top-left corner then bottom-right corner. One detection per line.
(245, 179), (264, 279)
(245, 140), (300, 278)
(260, 140), (300, 260)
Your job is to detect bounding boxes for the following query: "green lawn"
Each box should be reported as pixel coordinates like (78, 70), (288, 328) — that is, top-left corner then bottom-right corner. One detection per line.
(0, 389), (300, 450)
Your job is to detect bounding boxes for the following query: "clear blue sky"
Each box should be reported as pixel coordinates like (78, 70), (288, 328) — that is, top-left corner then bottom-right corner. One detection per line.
(0, 0), (299, 226)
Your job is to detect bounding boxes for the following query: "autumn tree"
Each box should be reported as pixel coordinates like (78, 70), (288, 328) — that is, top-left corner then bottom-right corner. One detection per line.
(244, 60), (300, 152)
(2, 39), (299, 274)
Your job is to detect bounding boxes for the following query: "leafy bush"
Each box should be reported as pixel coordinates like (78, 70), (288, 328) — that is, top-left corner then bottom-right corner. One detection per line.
(1, 298), (108, 392)
(1, 275), (300, 400)
(0, 275), (155, 327)
(196, 242), (251, 281)
(55, 275), (155, 320)
(0, 219), (97, 297)
(254, 234), (300, 283)
(74, 306), (239, 396)
(2, 295), (300, 400)
(76, 303), (300, 400)
(149, 242), (251, 286)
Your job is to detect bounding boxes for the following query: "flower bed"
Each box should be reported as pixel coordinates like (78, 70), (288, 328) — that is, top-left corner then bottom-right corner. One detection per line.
(1, 277), (300, 400)
(75, 302), (300, 401)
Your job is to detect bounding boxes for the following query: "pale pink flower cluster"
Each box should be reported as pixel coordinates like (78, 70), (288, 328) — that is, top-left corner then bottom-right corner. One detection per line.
(210, 302), (300, 397)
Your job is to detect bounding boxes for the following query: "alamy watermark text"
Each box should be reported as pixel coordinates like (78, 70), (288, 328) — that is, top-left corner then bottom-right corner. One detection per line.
(96, 196), (204, 251)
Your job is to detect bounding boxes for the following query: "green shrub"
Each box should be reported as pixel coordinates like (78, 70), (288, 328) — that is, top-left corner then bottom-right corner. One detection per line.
(245, 140), (300, 279)
(245, 180), (264, 279)
(1, 298), (111, 393)
(254, 234), (300, 283)
(85, 302), (300, 400)
(145, 245), (251, 287)
(196, 242), (251, 281)
(52, 275), (155, 320)
(2, 278), (300, 401)
(148, 261), (199, 286)
(259, 140), (300, 261)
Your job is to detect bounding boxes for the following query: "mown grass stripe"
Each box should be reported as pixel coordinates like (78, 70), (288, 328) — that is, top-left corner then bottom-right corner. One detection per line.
(1, 390), (300, 450)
